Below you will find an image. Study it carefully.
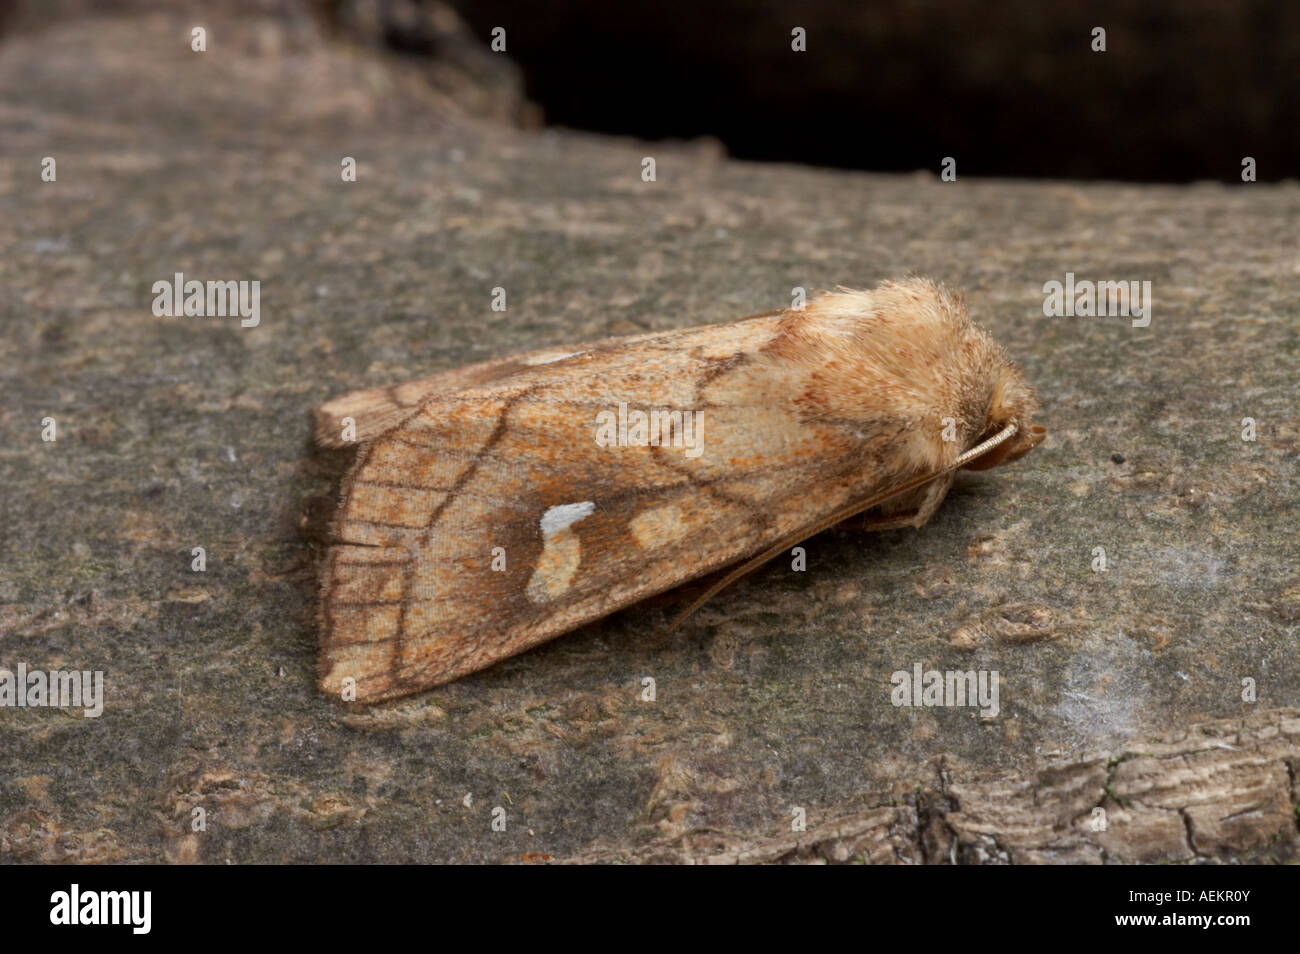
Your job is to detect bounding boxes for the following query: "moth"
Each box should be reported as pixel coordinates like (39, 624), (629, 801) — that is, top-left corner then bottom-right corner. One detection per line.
(315, 278), (1046, 702)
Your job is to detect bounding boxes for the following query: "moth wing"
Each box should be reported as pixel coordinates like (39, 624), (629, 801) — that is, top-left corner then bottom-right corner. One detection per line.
(314, 334), (678, 448)
(318, 315), (904, 702)
(314, 362), (500, 448)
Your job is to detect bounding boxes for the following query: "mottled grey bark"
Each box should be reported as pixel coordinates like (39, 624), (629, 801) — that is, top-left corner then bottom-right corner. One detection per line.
(0, 5), (1296, 863)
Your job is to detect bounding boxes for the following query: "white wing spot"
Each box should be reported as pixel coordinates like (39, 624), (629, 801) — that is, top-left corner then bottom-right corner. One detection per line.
(540, 501), (595, 535)
(527, 503), (595, 603)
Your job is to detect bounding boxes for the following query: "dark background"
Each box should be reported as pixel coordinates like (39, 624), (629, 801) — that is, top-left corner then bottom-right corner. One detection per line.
(4, 0), (1296, 183)
(396, 0), (1298, 182)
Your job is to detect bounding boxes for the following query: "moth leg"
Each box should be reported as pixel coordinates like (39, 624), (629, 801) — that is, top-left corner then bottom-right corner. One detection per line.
(641, 562), (751, 611)
(860, 473), (954, 531)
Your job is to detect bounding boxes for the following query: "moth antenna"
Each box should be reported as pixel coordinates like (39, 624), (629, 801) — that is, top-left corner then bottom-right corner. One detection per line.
(668, 423), (1019, 627)
(952, 421), (1020, 469)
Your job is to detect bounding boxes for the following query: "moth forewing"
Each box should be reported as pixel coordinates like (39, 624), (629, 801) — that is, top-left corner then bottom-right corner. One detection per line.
(316, 278), (1043, 702)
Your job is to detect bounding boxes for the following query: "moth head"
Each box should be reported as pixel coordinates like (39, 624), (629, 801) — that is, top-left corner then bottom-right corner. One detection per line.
(962, 360), (1046, 471)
